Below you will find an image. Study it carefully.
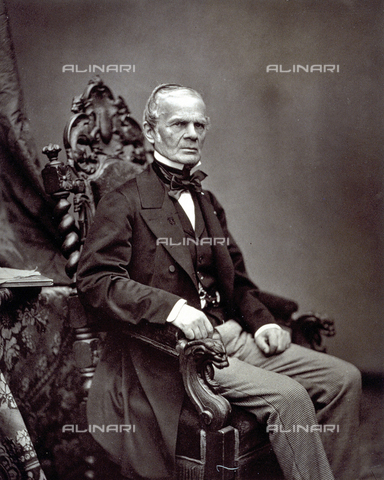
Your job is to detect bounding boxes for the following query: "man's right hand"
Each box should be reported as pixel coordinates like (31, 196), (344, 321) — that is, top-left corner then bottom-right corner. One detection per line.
(171, 304), (214, 340)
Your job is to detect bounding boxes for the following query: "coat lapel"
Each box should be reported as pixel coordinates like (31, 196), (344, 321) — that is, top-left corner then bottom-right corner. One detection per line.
(193, 195), (205, 239)
(197, 192), (235, 301)
(136, 166), (198, 290)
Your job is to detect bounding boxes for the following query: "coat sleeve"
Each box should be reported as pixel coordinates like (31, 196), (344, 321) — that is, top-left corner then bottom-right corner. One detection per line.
(206, 191), (277, 334)
(76, 188), (181, 329)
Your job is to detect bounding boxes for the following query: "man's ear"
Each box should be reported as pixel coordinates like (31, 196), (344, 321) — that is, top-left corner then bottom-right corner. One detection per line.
(142, 121), (156, 145)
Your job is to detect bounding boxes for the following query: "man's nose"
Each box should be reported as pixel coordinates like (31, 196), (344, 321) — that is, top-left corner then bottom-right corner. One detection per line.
(184, 123), (198, 139)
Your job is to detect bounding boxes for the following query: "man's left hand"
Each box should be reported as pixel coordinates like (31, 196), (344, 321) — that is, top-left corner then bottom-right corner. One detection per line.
(255, 327), (291, 356)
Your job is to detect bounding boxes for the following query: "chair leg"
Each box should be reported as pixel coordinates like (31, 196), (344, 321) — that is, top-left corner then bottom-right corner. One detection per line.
(205, 426), (239, 480)
(176, 429), (206, 480)
(176, 426), (239, 480)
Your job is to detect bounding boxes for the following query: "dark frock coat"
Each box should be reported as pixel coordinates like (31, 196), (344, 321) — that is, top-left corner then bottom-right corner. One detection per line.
(76, 164), (276, 479)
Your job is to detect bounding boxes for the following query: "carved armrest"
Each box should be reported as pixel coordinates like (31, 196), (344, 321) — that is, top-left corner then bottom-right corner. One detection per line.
(123, 322), (232, 430)
(289, 312), (336, 352)
(177, 337), (231, 431)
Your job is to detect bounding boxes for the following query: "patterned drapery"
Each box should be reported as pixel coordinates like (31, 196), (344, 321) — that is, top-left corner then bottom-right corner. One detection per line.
(0, 371), (47, 479)
(0, 287), (106, 479)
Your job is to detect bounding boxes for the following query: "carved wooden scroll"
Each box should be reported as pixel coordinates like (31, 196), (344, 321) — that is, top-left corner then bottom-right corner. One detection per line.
(177, 337), (231, 430)
(290, 312), (336, 352)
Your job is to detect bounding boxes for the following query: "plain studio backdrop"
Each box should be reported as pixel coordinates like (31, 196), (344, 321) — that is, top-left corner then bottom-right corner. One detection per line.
(5, 0), (383, 375)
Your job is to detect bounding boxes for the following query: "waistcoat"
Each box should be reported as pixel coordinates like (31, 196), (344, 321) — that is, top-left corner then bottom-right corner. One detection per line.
(173, 195), (227, 325)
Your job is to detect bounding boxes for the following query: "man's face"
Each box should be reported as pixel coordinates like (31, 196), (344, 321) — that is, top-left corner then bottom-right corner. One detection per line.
(144, 90), (209, 166)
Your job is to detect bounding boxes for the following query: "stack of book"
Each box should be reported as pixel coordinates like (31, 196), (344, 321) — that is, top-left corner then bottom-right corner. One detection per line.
(0, 268), (54, 287)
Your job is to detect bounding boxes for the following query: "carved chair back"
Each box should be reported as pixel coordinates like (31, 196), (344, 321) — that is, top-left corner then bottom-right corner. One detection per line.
(42, 77), (152, 402)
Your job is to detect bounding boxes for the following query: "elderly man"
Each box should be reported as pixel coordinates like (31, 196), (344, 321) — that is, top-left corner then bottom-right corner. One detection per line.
(77, 84), (361, 480)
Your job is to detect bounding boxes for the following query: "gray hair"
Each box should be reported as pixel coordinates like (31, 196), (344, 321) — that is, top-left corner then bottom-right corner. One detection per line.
(143, 83), (206, 129)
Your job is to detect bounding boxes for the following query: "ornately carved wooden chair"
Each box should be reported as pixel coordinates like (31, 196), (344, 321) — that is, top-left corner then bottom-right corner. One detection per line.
(41, 77), (335, 480)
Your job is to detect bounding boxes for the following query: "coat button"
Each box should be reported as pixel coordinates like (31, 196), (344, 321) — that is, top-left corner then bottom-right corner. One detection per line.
(169, 265), (176, 273)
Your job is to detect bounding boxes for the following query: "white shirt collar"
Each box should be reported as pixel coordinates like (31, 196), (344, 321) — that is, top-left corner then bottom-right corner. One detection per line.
(153, 150), (201, 171)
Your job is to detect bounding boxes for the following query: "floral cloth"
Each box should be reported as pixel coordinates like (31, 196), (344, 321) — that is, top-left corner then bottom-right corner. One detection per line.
(0, 286), (101, 479)
(0, 371), (47, 479)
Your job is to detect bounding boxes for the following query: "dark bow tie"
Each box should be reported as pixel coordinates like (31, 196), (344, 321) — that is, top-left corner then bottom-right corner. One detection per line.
(168, 170), (207, 199)
(153, 160), (207, 200)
